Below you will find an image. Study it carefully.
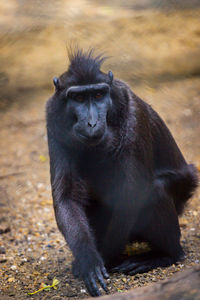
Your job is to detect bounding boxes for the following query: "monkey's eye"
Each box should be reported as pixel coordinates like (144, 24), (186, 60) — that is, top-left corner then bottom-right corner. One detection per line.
(94, 92), (103, 99)
(75, 94), (84, 102)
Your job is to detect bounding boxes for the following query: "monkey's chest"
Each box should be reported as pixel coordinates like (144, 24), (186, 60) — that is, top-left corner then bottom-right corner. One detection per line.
(78, 157), (119, 200)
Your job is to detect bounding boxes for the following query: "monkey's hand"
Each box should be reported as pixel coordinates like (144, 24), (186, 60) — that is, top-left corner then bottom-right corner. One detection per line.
(72, 254), (109, 297)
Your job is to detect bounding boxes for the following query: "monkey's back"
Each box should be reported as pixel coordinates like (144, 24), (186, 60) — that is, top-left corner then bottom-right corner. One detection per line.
(132, 93), (198, 215)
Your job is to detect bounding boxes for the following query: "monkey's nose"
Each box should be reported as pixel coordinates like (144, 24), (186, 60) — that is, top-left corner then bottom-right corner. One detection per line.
(88, 121), (97, 128)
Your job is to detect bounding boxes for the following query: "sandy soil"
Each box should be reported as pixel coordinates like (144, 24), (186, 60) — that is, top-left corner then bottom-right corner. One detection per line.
(0, 1), (200, 299)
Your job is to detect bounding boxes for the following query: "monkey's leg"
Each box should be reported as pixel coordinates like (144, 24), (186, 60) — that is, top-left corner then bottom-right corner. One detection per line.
(112, 178), (185, 275)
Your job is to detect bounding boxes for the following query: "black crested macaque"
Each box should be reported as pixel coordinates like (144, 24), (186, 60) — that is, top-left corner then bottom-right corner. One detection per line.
(46, 49), (198, 297)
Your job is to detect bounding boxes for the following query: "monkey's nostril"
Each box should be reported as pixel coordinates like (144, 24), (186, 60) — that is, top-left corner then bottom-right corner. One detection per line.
(88, 122), (97, 128)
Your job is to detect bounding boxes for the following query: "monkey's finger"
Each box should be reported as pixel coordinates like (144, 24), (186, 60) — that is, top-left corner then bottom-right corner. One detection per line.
(85, 278), (100, 297)
(95, 267), (108, 293)
(85, 273), (101, 297)
(111, 260), (133, 272)
(128, 264), (151, 276)
(111, 264), (127, 272)
(117, 262), (140, 273)
(101, 266), (109, 279)
(112, 264), (136, 273)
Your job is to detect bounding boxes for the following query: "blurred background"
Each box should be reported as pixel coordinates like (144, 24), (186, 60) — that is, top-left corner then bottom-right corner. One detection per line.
(0, 1), (200, 299)
(0, 0), (200, 156)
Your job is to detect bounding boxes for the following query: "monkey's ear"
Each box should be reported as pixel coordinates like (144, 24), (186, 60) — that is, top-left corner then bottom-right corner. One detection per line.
(53, 77), (60, 90)
(108, 71), (113, 84)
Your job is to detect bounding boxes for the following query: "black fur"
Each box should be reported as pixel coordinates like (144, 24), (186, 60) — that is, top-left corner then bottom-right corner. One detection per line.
(59, 48), (109, 88)
(46, 49), (198, 297)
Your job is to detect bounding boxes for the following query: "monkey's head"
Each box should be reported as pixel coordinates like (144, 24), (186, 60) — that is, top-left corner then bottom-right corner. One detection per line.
(51, 49), (114, 147)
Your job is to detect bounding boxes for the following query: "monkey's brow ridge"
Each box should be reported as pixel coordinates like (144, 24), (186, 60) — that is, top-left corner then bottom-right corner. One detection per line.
(66, 83), (109, 96)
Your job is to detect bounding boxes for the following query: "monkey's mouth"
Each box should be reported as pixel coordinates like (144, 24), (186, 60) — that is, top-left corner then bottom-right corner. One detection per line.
(77, 132), (105, 146)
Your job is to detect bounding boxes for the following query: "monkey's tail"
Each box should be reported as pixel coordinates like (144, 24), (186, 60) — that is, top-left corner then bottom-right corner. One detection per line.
(157, 164), (199, 215)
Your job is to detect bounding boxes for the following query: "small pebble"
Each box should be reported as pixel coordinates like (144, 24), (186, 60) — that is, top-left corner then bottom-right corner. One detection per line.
(40, 256), (46, 261)
(37, 183), (44, 189)
(22, 258), (27, 262)
(0, 246), (6, 254)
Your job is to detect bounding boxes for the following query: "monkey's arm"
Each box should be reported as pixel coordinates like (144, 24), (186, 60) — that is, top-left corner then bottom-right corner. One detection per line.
(54, 198), (109, 296)
(48, 138), (109, 297)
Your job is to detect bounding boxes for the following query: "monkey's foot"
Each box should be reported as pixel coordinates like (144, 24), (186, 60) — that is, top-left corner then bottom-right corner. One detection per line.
(111, 252), (184, 275)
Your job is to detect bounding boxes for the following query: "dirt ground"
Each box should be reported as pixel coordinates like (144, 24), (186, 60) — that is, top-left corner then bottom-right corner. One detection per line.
(0, 1), (200, 299)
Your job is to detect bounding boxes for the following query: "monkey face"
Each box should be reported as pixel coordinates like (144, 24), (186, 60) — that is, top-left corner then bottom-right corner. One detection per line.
(65, 83), (112, 146)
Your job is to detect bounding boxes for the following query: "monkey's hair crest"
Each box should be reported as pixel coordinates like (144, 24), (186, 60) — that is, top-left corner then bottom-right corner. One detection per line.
(67, 47), (108, 85)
